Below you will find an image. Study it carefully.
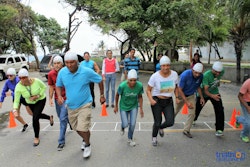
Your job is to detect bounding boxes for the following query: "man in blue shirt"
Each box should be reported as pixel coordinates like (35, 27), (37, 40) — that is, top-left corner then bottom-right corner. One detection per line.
(56, 52), (105, 159)
(80, 52), (100, 108)
(124, 48), (141, 79)
(175, 63), (205, 138)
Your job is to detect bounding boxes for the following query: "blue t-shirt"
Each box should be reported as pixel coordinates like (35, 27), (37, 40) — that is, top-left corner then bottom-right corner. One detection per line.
(56, 66), (102, 109)
(155, 63), (160, 72)
(80, 60), (95, 71)
(124, 57), (141, 72)
(178, 69), (203, 96)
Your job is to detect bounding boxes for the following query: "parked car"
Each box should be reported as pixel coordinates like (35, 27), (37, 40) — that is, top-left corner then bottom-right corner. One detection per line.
(0, 54), (29, 81)
(39, 53), (84, 79)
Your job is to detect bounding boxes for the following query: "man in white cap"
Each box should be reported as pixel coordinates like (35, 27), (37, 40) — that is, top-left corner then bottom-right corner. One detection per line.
(56, 51), (105, 158)
(194, 61), (225, 137)
(114, 69), (144, 147)
(175, 63), (205, 138)
(48, 55), (70, 151)
(0, 68), (31, 132)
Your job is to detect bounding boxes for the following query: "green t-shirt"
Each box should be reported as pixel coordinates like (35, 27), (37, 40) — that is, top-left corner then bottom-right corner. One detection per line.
(13, 78), (46, 109)
(118, 81), (144, 111)
(200, 69), (224, 97)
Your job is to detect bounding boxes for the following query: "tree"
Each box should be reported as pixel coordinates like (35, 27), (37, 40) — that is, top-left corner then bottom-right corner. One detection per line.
(227, 0), (250, 83)
(37, 15), (67, 55)
(195, 0), (230, 64)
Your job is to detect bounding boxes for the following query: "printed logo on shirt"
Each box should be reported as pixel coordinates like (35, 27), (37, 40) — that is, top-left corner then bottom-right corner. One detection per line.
(160, 81), (175, 93)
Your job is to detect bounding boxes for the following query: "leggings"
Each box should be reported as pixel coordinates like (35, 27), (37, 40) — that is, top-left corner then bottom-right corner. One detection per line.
(28, 98), (50, 138)
(151, 96), (175, 137)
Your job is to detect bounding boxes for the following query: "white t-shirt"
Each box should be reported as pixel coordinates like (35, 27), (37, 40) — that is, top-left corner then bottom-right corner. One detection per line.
(148, 70), (178, 97)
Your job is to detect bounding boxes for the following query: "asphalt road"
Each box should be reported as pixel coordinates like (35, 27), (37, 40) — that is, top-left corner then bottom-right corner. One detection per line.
(0, 71), (249, 167)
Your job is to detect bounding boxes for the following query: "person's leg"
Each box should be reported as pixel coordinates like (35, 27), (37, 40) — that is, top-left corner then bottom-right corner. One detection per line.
(161, 98), (175, 129)
(75, 103), (92, 158)
(210, 97), (224, 131)
(89, 82), (95, 108)
(151, 98), (162, 137)
(111, 73), (116, 106)
(194, 97), (208, 121)
(55, 100), (68, 145)
(128, 108), (138, 140)
(183, 95), (196, 132)
(239, 103), (250, 137)
(105, 74), (111, 106)
(174, 98), (184, 117)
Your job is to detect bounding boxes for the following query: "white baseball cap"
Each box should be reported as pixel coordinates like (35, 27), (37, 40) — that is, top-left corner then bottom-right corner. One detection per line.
(64, 51), (78, 61)
(160, 56), (171, 65)
(18, 68), (29, 77)
(127, 69), (137, 79)
(212, 61), (223, 72)
(6, 68), (16, 75)
(193, 63), (203, 73)
(53, 55), (63, 63)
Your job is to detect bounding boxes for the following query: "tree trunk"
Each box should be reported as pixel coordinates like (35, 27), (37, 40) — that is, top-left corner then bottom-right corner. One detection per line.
(234, 42), (242, 83)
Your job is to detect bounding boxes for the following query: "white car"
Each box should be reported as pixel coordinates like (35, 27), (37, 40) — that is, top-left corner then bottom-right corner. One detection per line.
(0, 54), (29, 81)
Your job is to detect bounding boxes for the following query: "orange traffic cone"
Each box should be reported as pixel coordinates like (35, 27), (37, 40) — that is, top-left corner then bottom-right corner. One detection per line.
(228, 108), (236, 127)
(181, 104), (188, 115)
(101, 104), (108, 116)
(8, 111), (17, 128)
(236, 111), (243, 129)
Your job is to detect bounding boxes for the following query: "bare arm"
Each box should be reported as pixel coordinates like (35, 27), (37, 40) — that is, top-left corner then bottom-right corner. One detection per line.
(238, 92), (250, 113)
(94, 62), (100, 74)
(98, 80), (105, 104)
(49, 85), (54, 106)
(146, 85), (156, 106)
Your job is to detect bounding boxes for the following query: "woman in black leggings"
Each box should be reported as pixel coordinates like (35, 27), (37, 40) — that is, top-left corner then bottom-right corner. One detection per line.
(13, 69), (53, 146)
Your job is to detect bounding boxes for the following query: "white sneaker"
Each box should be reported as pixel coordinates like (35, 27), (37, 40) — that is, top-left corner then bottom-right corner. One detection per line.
(83, 145), (91, 158)
(128, 139), (136, 147)
(81, 141), (86, 150)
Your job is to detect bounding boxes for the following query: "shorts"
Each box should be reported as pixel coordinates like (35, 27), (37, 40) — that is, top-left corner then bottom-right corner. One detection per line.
(67, 103), (92, 132)
(13, 96), (28, 106)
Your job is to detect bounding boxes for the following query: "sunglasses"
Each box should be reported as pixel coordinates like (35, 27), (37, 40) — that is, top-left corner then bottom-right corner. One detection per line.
(7, 75), (14, 77)
(19, 76), (28, 79)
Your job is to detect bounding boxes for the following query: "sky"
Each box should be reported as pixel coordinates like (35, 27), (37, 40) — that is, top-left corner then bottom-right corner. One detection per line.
(22, 0), (119, 55)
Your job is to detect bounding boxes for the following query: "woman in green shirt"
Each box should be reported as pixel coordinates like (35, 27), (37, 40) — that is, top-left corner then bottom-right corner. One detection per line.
(13, 69), (53, 146)
(114, 69), (144, 147)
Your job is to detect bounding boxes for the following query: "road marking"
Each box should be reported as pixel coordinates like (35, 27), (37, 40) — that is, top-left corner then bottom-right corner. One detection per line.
(16, 121), (241, 133)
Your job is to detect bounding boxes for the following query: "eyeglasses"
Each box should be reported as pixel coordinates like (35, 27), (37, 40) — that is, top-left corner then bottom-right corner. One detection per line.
(19, 76), (28, 80)
(7, 75), (14, 77)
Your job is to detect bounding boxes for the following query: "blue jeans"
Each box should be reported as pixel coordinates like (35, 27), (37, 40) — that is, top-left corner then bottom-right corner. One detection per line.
(105, 73), (116, 105)
(55, 100), (68, 144)
(120, 108), (138, 140)
(236, 103), (250, 137)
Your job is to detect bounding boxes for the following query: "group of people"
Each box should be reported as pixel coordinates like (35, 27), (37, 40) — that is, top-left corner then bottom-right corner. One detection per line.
(1, 49), (249, 160)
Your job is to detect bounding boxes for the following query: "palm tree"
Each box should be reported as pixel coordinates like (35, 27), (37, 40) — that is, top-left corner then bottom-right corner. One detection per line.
(228, 0), (250, 83)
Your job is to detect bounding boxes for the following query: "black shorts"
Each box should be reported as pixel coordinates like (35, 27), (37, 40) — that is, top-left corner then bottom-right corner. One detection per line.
(13, 96), (28, 106)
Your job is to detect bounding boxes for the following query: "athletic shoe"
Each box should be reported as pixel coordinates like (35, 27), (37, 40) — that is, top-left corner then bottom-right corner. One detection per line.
(81, 140), (86, 150)
(241, 136), (250, 143)
(128, 139), (136, 147)
(83, 145), (91, 158)
(215, 130), (224, 136)
(22, 124), (28, 132)
(183, 131), (193, 138)
(120, 128), (125, 136)
(152, 137), (158, 147)
(235, 121), (240, 128)
(57, 144), (65, 151)
(159, 129), (164, 137)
